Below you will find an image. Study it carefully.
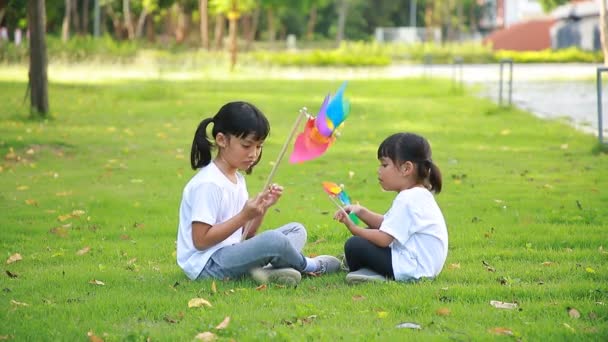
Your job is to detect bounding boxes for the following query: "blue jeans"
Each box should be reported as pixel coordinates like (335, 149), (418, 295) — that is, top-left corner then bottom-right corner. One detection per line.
(197, 222), (308, 280)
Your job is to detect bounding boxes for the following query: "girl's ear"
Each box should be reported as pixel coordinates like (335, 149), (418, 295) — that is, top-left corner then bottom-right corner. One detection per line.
(216, 133), (228, 148)
(401, 161), (414, 175)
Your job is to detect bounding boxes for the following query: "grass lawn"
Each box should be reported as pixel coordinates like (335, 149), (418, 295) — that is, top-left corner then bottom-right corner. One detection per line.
(1, 78), (607, 341)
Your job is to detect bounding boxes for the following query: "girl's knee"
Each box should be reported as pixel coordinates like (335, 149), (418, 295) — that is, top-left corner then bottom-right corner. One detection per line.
(344, 235), (366, 252)
(258, 230), (292, 252)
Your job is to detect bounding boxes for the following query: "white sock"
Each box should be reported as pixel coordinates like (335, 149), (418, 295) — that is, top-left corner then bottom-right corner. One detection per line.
(303, 257), (319, 273)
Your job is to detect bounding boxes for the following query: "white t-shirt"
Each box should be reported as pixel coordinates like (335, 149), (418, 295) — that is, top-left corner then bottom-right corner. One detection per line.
(379, 187), (448, 281)
(176, 162), (248, 280)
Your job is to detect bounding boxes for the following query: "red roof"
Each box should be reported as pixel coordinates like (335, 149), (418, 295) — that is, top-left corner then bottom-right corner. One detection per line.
(484, 18), (555, 51)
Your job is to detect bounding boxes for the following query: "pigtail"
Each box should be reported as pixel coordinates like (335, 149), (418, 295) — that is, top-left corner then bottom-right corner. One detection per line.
(190, 118), (214, 170)
(427, 161), (442, 194)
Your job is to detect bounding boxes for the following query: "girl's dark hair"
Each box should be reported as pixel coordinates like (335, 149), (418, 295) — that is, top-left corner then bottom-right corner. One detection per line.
(377, 132), (442, 194)
(190, 101), (270, 174)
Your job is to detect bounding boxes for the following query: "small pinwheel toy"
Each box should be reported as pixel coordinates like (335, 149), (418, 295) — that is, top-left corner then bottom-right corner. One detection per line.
(322, 181), (360, 224)
(289, 82), (350, 163)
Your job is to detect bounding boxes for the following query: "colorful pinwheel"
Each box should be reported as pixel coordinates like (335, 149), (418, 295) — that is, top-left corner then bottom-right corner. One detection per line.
(289, 82), (350, 163)
(322, 181), (360, 224)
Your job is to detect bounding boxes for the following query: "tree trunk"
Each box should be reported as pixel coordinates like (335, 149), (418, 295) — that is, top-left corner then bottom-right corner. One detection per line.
(456, 0), (463, 41)
(135, 8), (147, 38)
(83, 0), (89, 34)
(246, 7), (259, 50)
(28, 0), (49, 116)
(105, 4), (123, 39)
(123, 0), (134, 39)
(71, 0), (81, 34)
(61, 0), (71, 41)
(145, 15), (155, 42)
(335, 0), (347, 46)
(200, 0), (208, 49)
(267, 8), (275, 42)
(306, 4), (316, 41)
(228, 0), (239, 70)
(600, 0), (608, 65)
(214, 14), (225, 49)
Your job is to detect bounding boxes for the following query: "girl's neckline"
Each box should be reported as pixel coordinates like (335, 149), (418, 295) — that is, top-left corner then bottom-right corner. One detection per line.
(212, 160), (238, 185)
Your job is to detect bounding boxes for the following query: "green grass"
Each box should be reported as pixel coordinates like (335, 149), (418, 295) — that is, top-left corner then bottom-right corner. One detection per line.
(1, 78), (607, 341)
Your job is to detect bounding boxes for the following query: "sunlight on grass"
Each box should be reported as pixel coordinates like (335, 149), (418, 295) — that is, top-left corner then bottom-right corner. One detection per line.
(1, 78), (606, 340)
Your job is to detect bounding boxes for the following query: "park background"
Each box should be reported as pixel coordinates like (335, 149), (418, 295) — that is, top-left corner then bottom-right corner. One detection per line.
(2, 0), (608, 341)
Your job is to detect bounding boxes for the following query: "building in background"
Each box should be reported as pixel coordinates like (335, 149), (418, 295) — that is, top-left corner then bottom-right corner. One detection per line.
(479, 0), (545, 31)
(551, 0), (600, 50)
(483, 0), (600, 51)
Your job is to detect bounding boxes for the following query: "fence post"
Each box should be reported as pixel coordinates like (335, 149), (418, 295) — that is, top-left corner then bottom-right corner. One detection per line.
(453, 56), (463, 88)
(423, 54), (433, 78)
(498, 59), (513, 106)
(597, 67), (608, 145)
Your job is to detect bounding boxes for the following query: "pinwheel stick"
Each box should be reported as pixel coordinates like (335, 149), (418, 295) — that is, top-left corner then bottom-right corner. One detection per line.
(240, 107), (309, 241)
(327, 194), (349, 217)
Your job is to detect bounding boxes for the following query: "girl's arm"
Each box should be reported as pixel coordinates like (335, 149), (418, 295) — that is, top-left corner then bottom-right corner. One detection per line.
(340, 218), (394, 247)
(343, 204), (384, 229)
(192, 193), (266, 249)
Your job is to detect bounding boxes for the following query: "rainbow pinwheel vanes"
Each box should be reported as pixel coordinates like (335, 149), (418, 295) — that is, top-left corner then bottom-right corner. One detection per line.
(289, 82), (350, 163)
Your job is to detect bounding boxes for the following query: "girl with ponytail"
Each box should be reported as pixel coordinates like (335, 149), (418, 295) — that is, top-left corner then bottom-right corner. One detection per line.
(333, 132), (448, 284)
(177, 101), (340, 286)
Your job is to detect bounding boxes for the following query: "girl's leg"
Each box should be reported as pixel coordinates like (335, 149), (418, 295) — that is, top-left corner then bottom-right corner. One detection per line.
(200, 229), (307, 280)
(273, 222), (307, 252)
(344, 236), (394, 278)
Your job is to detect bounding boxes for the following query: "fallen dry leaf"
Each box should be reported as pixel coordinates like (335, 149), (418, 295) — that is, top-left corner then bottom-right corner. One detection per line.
(50, 225), (70, 237)
(6, 253), (22, 264)
(87, 331), (103, 342)
(71, 210), (86, 217)
(436, 307), (451, 316)
(448, 263), (461, 270)
(6, 270), (18, 278)
(567, 307), (581, 319)
(395, 322), (421, 329)
(490, 300), (518, 310)
(194, 332), (217, 341)
(255, 284), (267, 291)
(188, 298), (212, 308)
(211, 280), (217, 294)
(24, 199), (38, 206)
(215, 316), (230, 330)
(352, 295), (366, 301)
(57, 214), (72, 222)
(489, 327), (513, 336)
(89, 279), (105, 286)
(10, 300), (29, 306)
(76, 246), (91, 256)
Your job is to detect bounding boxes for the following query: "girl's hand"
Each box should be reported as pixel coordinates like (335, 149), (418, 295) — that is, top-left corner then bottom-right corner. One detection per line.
(334, 209), (353, 225)
(343, 204), (364, 216)
(261, 183), (283, 209)
(242, 193), (266, 220)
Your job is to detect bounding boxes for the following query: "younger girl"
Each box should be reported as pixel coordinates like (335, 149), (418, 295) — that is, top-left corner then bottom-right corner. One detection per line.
(177, 101), (340, 285)
(334, 132), (448, 284)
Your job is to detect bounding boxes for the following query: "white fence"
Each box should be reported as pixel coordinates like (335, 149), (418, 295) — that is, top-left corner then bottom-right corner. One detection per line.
(374, 27), (441, 44)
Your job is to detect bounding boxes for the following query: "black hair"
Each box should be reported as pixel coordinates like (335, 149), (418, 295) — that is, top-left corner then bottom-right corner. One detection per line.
(190, 101), (270, 174)
(377, 132), (442, 194)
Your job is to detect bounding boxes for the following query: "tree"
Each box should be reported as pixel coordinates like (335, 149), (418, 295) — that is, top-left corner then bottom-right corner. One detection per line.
(199, 0), (209, 48)
(210, 0), (256, 70)
(28, 0), (49, 116)
(335, 0), (347, 45)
